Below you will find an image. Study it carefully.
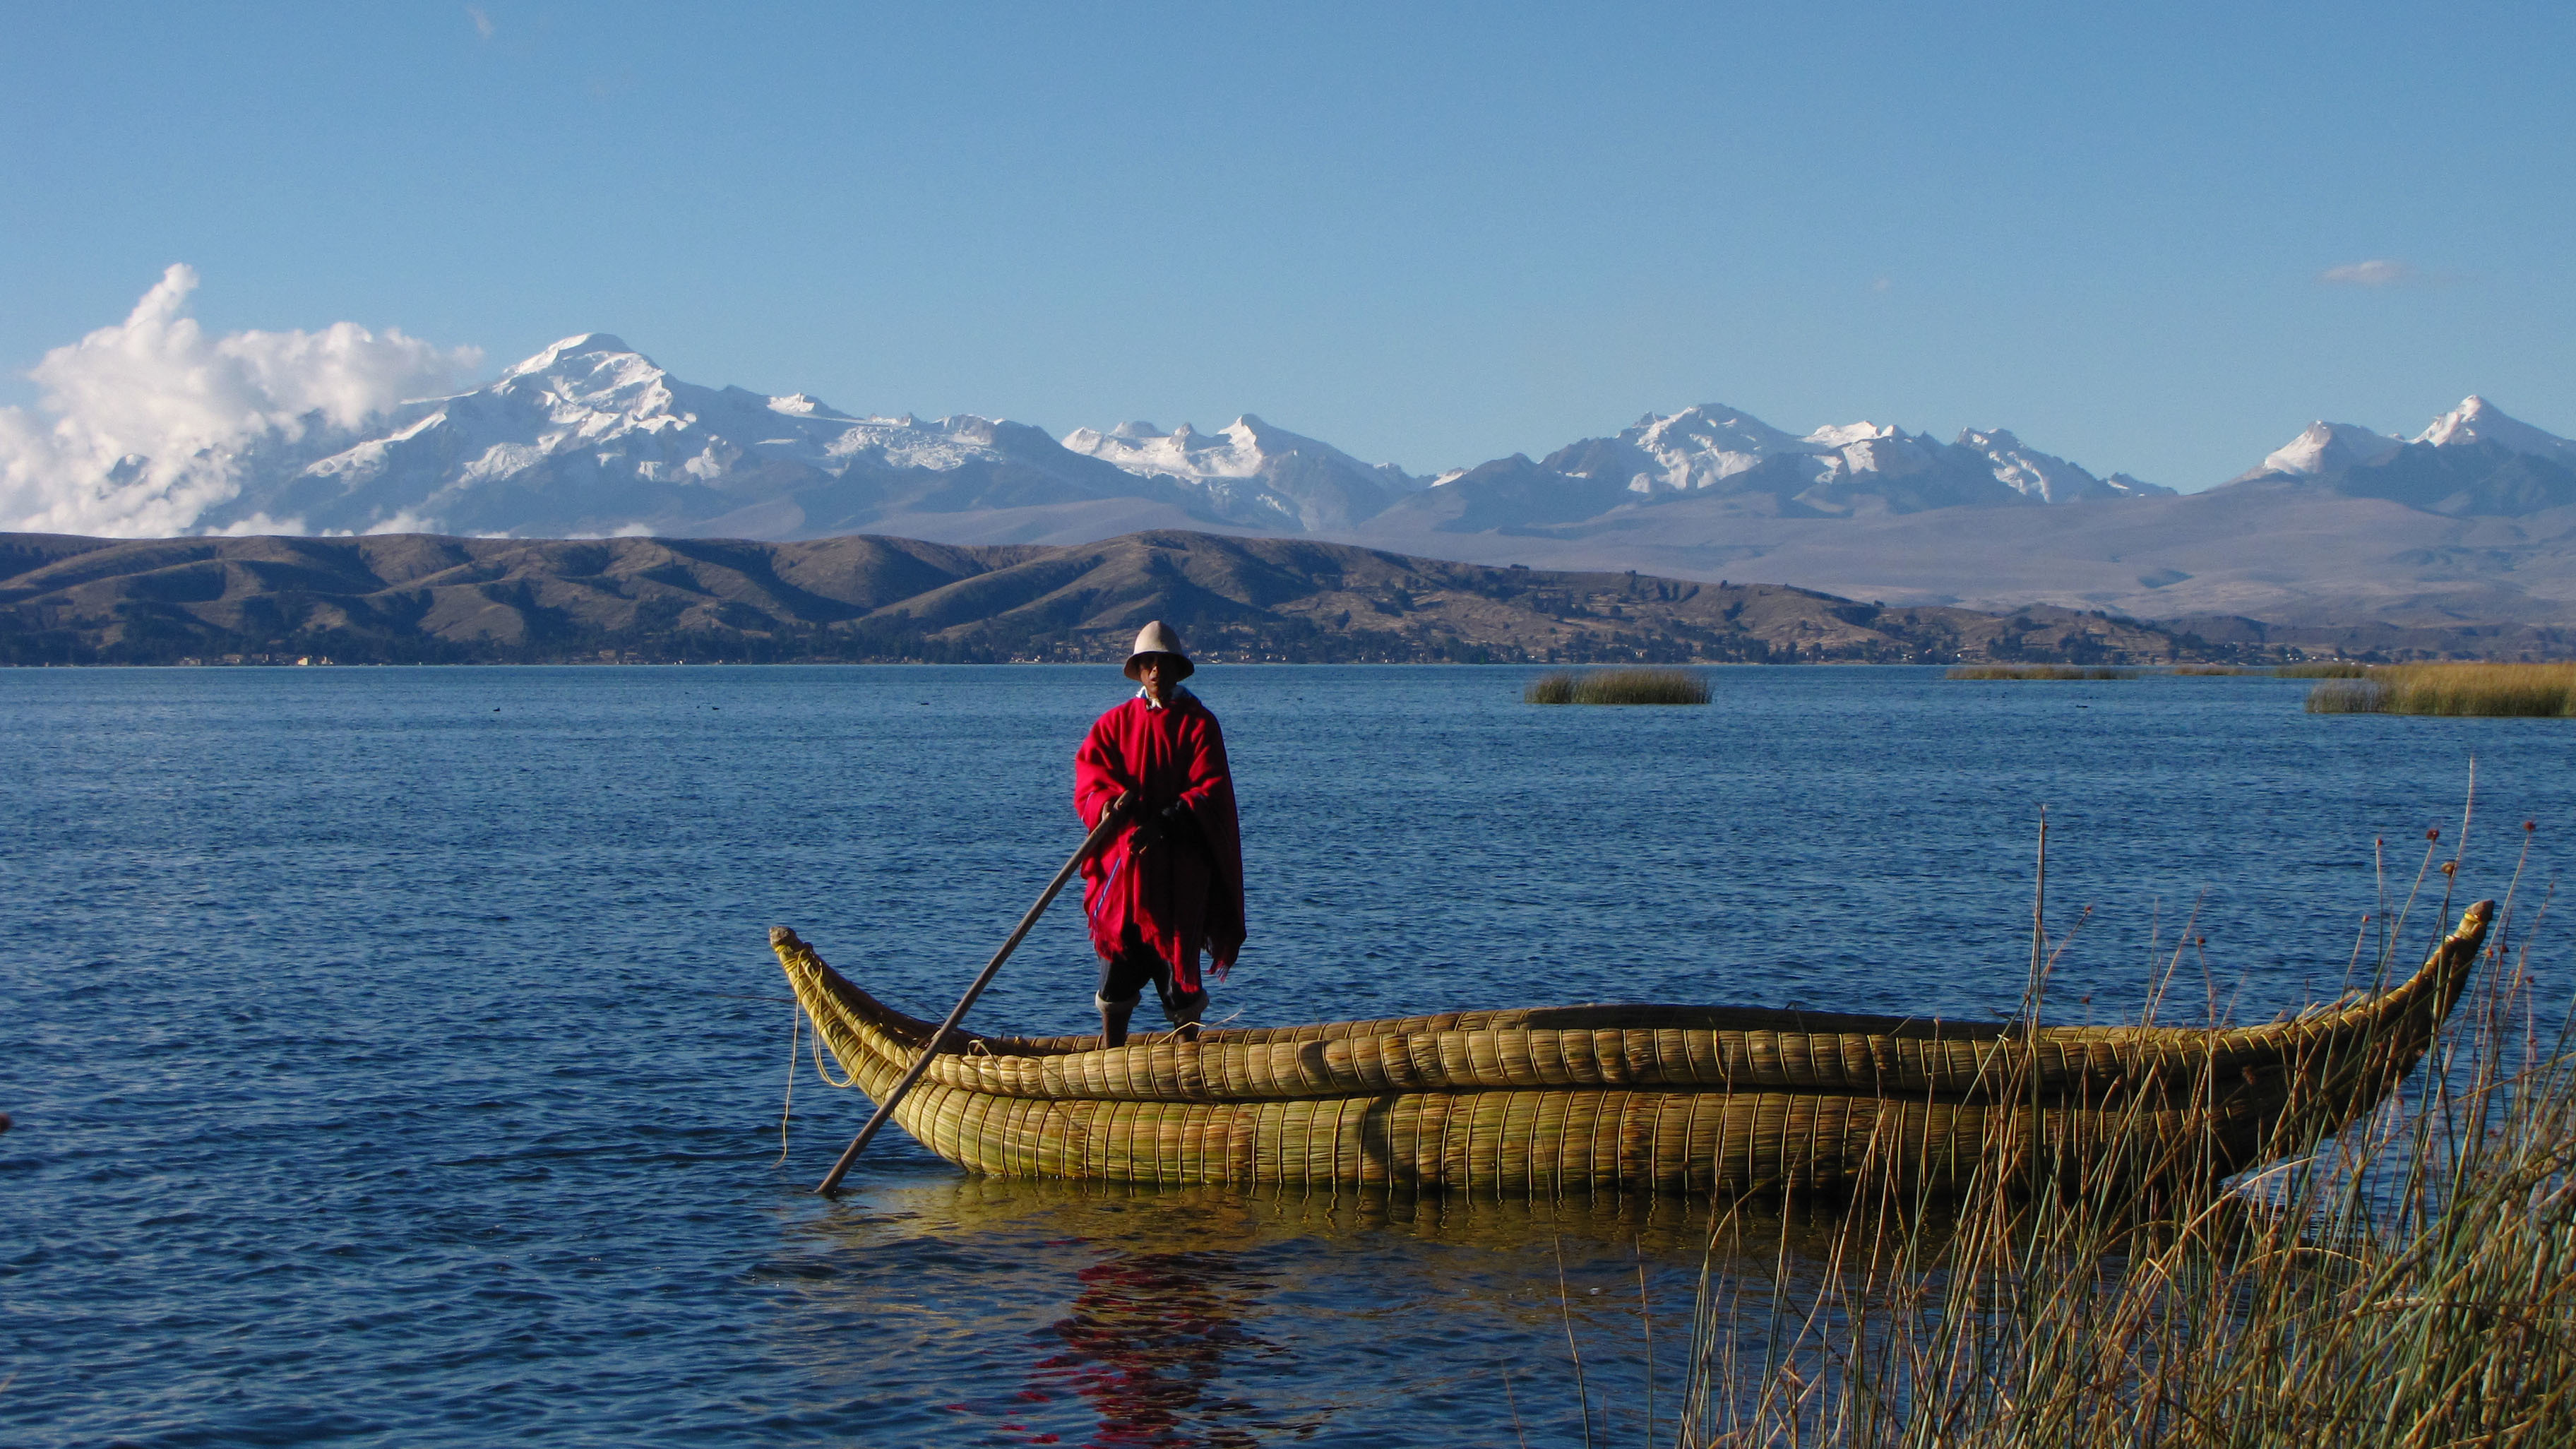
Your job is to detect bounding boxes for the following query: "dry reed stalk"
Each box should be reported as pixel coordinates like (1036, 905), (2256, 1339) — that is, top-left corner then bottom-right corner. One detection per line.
(1671, 831), (2574, 1448)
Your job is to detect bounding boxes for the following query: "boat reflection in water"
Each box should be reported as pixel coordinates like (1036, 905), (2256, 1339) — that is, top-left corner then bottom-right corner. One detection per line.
(779, 1175), (1728, 1447)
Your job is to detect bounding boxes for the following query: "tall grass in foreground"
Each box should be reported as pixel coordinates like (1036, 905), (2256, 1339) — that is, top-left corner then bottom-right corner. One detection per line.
(2308, 662), (2576, 717)
(1945, 664), (2138, 680)
(1669, 842), (2571, 1448)
(1527, 668), (1712, 705)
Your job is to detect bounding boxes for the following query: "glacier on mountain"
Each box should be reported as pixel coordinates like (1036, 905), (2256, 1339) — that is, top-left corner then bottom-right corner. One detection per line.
(1515, 404), (2171, 518)
(1060, 415), (1420, 530)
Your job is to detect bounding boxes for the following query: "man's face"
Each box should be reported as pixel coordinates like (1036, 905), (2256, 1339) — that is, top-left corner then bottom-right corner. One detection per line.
(1138, 656), (1171, 700)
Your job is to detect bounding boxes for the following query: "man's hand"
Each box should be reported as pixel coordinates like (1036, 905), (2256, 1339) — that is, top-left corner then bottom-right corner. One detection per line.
(1155, 797), (1207, 854)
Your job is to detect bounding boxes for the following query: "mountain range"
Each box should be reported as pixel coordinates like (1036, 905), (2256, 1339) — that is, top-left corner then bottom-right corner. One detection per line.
(42, 331), (2576, 629)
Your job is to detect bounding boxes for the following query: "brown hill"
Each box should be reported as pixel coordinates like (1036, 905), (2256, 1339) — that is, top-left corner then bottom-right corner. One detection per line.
(0, 528), (2351, 667)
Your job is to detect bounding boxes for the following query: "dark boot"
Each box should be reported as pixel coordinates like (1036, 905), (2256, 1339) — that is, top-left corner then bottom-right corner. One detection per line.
(1097, 995), (1137, 1049)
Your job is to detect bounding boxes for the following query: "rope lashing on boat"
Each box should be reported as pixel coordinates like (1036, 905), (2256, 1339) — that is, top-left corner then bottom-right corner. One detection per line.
(1143, 1006), (1244, 1045)
(775, 1000), (871, 1169)
(807, 1006), (864, 1090)
(776, 1003), (799, 1166)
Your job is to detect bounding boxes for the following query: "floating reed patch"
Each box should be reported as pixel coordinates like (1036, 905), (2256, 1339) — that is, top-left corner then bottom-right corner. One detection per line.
(1944, 664), (2138, 681)
(1524, 667), (1711, 705)
(2171, 664), (2260, 675)
(2305, 662), (2576, 717)
(2306, 678), (2392, 713)
(2277, 661), (2371, 678)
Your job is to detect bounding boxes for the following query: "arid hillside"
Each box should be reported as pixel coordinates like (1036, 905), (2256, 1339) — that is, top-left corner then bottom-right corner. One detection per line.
(0, 529), (2517, 666)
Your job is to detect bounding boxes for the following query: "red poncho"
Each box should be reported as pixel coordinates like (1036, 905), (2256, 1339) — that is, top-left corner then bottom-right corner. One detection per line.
(1073, 690), (1245, 994)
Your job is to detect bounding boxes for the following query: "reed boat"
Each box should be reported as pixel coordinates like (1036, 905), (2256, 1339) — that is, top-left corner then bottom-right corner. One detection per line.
(772, 901), (2493, 1195)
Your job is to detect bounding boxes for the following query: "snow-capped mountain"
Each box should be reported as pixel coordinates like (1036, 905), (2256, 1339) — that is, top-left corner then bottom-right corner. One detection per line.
(2228, 396), (2576, 517)
(2244, 397), (2576, 479)
(1060, 415), (1421, 531)
(192, 371), (2186, 542)
(2247, 422), (2406, 478)
(192, 333), (1178, 539)
(1396, 403), (2170, 532)
(1956, 429), (2172, 503)
(169, 334), (1428, 541)
(2416, 395), (2576, 467)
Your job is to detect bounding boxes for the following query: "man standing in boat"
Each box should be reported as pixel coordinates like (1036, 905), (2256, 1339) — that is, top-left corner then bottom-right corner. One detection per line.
(1075, 621), (1245, 1048)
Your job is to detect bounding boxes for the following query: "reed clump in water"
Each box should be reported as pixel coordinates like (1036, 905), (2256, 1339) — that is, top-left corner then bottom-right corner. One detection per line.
(2306, 662), (2576, 717)
(2279, 661), (2371, 678)
(1525, 668), (1712, 705)
(1672, 837), (2572, 1449)
(2171, 664), (2260, 676)
(1945, 664), (2138, 681)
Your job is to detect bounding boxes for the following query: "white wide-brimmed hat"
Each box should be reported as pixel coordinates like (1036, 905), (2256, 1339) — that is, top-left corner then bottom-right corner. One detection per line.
(1122, 620), (1195, 681)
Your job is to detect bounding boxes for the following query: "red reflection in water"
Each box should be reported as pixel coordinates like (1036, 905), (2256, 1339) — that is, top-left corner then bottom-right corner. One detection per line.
(1012, 1250), (1275, 1448)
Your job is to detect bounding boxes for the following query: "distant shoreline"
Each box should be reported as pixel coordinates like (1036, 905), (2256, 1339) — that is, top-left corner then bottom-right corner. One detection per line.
(10, 527), (2565, 667)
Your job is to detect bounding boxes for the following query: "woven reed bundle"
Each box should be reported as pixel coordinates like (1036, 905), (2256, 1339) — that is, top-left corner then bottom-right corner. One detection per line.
(771, 900), (2490, 1195)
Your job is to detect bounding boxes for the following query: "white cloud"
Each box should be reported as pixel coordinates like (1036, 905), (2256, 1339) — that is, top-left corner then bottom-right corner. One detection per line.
(0, 266), (481, 537)
(467, 5), (494, 40)
(362, 510), (440, 536)
(2320, 258), (2413, 287)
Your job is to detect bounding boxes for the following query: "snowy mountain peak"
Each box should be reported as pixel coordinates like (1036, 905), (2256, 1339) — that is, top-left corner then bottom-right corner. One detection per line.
(2241, 399), (2576, 484)
(1629, 405), (1806, 458)
(1566, 404), (2150, 504)
(1955, 428), (2156, 503)
(1061, 412), (1419, 530)
(505, 332), (640, 378)
(1803, 421), (1900, 449)
(1066, 415), (1407, 485)
(2255, 422), (2402, 478)
(1600, 405), (1809, 490)
(765, 393), (850, 419)
(2418, 395), (2498, 447)
(2414, 395), (2576, 464)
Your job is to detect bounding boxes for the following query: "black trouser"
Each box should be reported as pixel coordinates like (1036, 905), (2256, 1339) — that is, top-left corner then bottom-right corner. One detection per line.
(1096, 943), (1208, 1020)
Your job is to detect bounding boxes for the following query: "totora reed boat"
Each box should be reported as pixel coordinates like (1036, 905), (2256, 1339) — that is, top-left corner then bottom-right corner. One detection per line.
(772, 901), (2493, 1196)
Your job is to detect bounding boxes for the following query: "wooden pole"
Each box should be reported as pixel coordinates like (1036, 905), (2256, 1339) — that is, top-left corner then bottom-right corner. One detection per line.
(814, 799), (1131, 1197)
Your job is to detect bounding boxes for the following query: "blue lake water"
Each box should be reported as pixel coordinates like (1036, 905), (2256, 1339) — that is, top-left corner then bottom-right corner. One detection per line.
(4, 664), (2568, 1447)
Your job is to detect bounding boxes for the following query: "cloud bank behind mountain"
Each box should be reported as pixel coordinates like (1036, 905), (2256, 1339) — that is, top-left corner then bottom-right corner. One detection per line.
(0, 266), (481, 538)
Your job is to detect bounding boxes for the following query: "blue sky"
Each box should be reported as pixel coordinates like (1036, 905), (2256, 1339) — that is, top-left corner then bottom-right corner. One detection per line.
(4, 0), (2570, 489)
